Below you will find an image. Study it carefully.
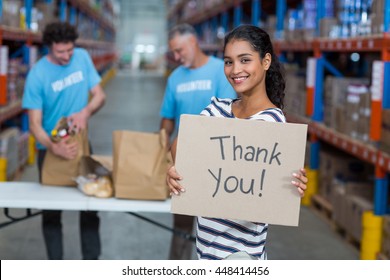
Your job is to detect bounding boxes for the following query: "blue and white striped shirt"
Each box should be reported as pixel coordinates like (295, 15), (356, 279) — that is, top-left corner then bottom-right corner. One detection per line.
(196, 97), (286, 260)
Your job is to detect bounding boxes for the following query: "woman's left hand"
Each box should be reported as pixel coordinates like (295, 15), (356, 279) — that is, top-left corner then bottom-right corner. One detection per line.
(292, 168), (308, 197)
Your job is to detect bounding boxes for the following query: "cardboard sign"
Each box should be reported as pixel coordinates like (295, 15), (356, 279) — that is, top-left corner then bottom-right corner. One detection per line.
(171, 115), (308, 226)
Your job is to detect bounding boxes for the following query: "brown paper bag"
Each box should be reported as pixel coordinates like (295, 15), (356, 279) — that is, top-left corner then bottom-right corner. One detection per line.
(112, 129), (170, 200)
(42, 129), (90, 186)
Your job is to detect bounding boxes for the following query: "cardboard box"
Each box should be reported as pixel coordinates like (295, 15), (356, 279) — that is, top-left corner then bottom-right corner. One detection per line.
(382, 232), (390, 258)
(380, 109), (390, 153)
(319, 17), (338, 37)
(383, 215), (390, 235)
(348, 195), (373, 241)
(319, 147), (374, 203)
(332, 182), (348, 227)
(172, 115), (308, 226)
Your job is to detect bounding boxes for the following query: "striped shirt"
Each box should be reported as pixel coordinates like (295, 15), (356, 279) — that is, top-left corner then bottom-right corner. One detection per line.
(196, 97), (286, 260)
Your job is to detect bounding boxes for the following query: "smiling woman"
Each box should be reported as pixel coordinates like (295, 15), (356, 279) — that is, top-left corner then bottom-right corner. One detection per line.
(166, 25), (308, 260)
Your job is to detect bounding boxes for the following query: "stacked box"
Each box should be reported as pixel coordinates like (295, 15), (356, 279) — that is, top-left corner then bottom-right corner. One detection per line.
(0, 128), (21, 179)
(371, 0), (385, 34)
(319, 147), (374, 202)
(264, 16), (277, 40)
(319, 17), (338, 37)
(35, 0), (58, 32)
(323, 77), (370, 136)
(358, 91), (371, 142)
(284, 71), (306, 116)
(7, 58), (28, 104)
(382, 215), (390, 258)
(18, 132), (30, 167)
(332, 180), (374, 241)
(7, 58), (22, 103)
(332, 181), (348, 227)
(380, 109), (390, 154)
(347, 195), (373, 241)
(345, 88), (360, 139)
(345, 84), (371, 141)
(1, 0), (22, 28)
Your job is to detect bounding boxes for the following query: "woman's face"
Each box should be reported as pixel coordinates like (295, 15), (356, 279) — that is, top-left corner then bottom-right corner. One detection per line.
(223, 39), (270, 95)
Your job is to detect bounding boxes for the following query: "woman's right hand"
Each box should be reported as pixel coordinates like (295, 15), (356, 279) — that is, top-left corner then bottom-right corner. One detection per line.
(167, 165), (185, 196)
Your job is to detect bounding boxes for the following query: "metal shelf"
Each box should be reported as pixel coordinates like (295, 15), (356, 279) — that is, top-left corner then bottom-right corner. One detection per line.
(77, 39), (114, 50)
(275, 34), (390, 54)
(92, 53), (116, 72)
(167, 0), (188, 20)
(0, 27), (115, 51)
(176, 0), (250, 25)
(287, 113), (389, 171)
(0, 26), (42, 44)
(309, 122), (378, 166)
(274, 40), (314, 53)
(68, 0), (115, 33)
(199, 43), (223, 52)
(315, 35), (389, 52)
(0, 100), (23, 125)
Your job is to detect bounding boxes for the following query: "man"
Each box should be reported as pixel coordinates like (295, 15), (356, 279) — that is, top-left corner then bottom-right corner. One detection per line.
(22, 22), (106, 260)
(160, 23), (236, 259)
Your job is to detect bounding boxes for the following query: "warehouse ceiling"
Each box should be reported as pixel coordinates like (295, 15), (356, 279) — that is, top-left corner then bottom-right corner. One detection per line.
(118, 0), (166, 18)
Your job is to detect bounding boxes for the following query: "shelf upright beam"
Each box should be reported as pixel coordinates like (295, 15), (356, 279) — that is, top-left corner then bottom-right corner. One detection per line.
(309, 64), (323, 198)
(276, 0), (286, 40)
(374, 168), (389, 215)
(323, 58), (343, 78)
(60, 0), (68, 23)
(0, 0), (3, 22)
(370, 61), (385, 142)
(233, 1), (242, 28)
(385, 0), (390, 32)
(211, 16), (218, 36)
(370, 36), (390, 214)
(221, 11), (228, 32)
(251, 0), (261, 27)
(375, 0), (390, 213)
(211, 16), (218, 56)
(69, 6), (77, 25)
(316, 0), (325, 36)
(25, 0), (33, 30)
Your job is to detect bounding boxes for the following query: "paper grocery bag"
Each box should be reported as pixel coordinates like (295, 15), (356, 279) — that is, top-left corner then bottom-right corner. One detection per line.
(112, 129), (170, 200)
(42, 129), (90, 186)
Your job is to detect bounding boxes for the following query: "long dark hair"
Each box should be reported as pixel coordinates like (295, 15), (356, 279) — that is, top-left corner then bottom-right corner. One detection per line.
(224, 25), (285, 109)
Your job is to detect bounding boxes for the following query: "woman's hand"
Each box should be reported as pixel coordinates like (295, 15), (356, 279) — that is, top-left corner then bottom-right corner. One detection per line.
(292, 168), (308, 197)
(167, 165), (185, 196)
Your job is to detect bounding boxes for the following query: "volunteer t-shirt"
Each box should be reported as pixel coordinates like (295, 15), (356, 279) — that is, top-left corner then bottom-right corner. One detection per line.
(22, 48), (101, 149)
(160, 56), (236, 132)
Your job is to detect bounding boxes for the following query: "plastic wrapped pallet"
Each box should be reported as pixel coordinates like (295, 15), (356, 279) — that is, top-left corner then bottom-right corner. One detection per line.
(0, 128), (21, 179)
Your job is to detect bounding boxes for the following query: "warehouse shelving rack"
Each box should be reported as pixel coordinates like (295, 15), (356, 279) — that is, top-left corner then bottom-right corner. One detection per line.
(167, 0), (390, 217)
(0, 0), (117, 128)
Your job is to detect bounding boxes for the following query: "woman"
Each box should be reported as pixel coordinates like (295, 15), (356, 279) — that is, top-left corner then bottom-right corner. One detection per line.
(167, 25), (308, 260)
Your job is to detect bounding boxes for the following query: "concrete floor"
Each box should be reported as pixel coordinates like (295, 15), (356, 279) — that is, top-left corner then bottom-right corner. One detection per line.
(0, 70), (359, 260)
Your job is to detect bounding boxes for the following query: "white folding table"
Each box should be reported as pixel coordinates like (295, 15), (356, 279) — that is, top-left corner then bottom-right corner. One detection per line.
(0, 182), (194, 241)
(0, 182), (171, 212)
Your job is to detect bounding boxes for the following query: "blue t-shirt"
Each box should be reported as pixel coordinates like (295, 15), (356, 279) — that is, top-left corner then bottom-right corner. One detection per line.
(160, 56), (236, 131)
(22, 48), (101, 149)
